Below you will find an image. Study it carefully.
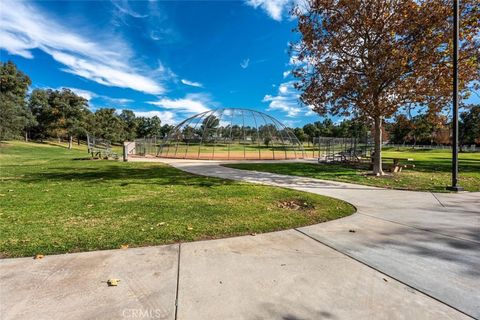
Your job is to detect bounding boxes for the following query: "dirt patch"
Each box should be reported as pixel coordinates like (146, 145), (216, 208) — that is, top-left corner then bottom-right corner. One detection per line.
(277, 199), (314, 211)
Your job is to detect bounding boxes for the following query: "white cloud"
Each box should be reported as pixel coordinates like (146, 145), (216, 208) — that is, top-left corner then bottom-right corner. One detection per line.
(149, 28), (179, 43)
(150, 30), (161, 41)
(263, 81), (303, 117)
(96, 95), (133, 105)
(147, 93), (212, 115)
(282, 119), (300, 128)
(133, 110), (177, 125)
(155, 61), (177, 82)
(111, 0), (148, 18)
(240, 58), (250, 69)
(0, 1), (165, 94)
(57, 87), (132, 105)
(246, 0), (308, 21)
(245, 0), (290, 21)
(102, 97), (134, 105)
(279, 83), (289, 94)
(181, 79), (203, 88)
(0, 31), (34, 58)
(65, 88), (96, 101)
(282, 70), (291, 78)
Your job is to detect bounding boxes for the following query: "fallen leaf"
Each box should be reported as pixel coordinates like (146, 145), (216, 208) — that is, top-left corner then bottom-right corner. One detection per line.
(157, 222), (166, 226)
(120, 244), (129, 249)
(34, 254), (44, 260)
(107, 278), (120, 286)
(187, 226), (193, 231)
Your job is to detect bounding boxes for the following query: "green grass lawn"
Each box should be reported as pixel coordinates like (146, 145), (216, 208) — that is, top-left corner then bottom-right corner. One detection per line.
(0, 141), (354, 258)
(225, 148), (480, 192)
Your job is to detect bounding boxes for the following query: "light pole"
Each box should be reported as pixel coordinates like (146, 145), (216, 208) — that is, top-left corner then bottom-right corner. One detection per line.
(447, 0), (463, 191)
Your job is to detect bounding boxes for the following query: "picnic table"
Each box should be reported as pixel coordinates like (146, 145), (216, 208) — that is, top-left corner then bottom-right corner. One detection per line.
(377, 157), (415, 173)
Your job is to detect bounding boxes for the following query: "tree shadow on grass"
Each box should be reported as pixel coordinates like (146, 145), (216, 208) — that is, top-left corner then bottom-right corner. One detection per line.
(21, 164), (237, 188)
(228, 158), (480, 176)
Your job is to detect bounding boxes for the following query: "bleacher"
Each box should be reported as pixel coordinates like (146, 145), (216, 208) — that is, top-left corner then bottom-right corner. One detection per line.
(87, 134), (119, 159)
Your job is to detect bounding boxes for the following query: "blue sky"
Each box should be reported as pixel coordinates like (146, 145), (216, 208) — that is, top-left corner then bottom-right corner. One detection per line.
(0, 0), (320, 127)
(1, 0), (478, 127)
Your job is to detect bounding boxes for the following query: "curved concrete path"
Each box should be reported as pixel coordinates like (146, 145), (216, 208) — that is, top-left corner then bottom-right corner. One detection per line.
(1, 158), (478, 320)
(163, 159), (480, 319)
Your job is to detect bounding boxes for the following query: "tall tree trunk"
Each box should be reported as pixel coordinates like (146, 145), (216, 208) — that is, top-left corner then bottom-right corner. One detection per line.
(24, 130), (28, 142)
(68, 135), (72, 150)
(373, 116), (384, 176)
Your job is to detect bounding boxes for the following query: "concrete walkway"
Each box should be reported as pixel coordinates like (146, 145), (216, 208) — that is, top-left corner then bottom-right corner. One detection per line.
(165, 159), (480, 318)
(1, 159), (478, 319)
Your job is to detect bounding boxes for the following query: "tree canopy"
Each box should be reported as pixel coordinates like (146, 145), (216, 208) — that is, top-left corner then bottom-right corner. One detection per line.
(292, 0), (480, 174)
(460, 105), (480, 146)
(0, 61), (175, 144)
(0, 61), (32, 140)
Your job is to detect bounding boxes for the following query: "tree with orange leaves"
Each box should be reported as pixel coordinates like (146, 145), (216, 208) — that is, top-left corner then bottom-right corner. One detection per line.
(291, 0), (479, 175)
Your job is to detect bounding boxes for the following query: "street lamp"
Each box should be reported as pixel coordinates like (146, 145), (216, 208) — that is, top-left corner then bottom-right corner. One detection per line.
(447, 0), (463, 191)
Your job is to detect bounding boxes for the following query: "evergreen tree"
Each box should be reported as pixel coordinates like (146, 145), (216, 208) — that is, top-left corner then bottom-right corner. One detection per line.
(460, 105), (480, 146)
(0, 61), (32, 140)
(119, 110), (138, 140)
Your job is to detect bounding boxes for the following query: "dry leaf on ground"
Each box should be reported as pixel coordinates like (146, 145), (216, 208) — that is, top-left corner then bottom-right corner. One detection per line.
(107, 279), (120, 286)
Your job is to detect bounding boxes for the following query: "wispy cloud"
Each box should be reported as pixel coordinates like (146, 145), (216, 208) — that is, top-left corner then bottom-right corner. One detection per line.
(102, 97), (134, 105)
(155, 62), (177, 82)
(245, 0), (290, 21)
(0, 1), (165, 94)
(147, 93), (213, 115)
(111, 0), (148, 19)
(282, 119), (300, 127)
(63, 88), (96, 101)
(240, 58), (250, 69)
(133, 110), (177, 125)
(149, 28), (180, 44)
(181, 79), (203, 88)
(263, 81), (303, 117)
(59, 87), (132, 105)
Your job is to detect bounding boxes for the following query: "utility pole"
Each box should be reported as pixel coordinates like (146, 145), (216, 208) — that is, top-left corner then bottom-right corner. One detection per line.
(447, 0), (463, 192)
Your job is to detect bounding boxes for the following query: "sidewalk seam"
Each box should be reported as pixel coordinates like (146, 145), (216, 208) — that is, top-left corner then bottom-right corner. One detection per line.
(431, 192), (446, 207)
(293, 228), (475, 320)
(174, 243), (181, 320)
